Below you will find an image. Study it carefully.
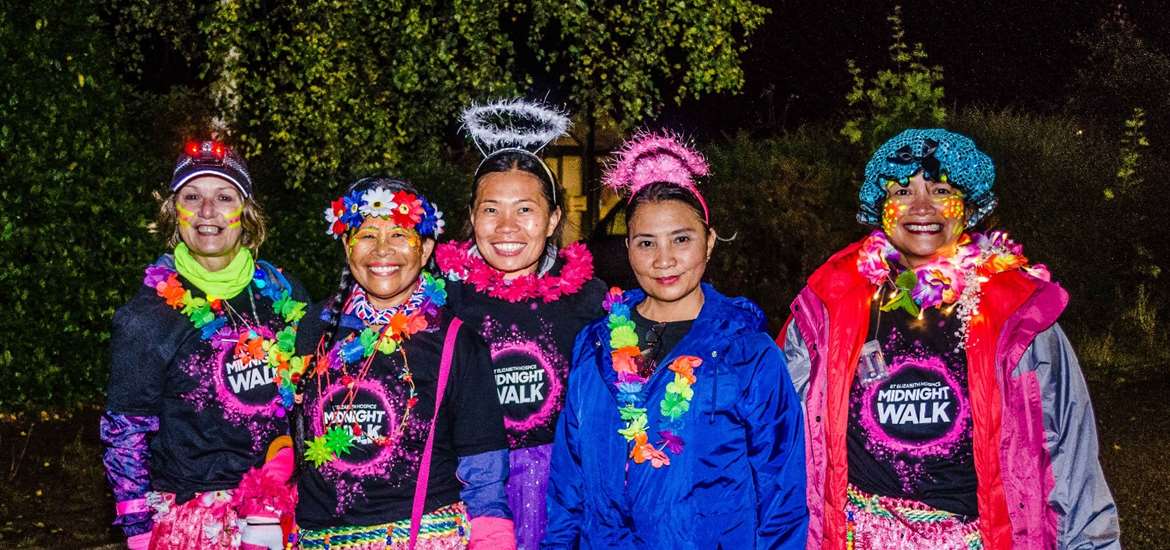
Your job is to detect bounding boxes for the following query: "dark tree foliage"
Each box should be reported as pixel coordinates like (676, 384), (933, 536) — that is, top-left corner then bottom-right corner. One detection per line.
(1, 0), (164, 409)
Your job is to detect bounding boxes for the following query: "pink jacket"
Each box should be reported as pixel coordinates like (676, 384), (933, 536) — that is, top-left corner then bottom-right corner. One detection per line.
(780, 241), (1119, 549)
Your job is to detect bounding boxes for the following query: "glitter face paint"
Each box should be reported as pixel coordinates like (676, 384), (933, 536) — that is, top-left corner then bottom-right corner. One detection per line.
(938, 195), (965, 236)
(881, 188), (908, 235)
(881, 175), (968, 266)
(346, 218), (430, 311)
(346, 224), (422, 254)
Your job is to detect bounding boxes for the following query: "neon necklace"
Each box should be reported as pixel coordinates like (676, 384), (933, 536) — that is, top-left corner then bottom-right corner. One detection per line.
(434, 240), (594, 303)
(602, 287), (701, 469)
(304, 272), (447, 467)
(144, 262), (308, 412)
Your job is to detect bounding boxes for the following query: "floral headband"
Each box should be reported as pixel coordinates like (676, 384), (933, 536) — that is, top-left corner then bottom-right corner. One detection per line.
(324, 186), (445, 239)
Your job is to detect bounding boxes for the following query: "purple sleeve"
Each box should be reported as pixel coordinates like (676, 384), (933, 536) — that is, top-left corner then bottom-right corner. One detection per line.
(456, 449), (511, 519)
(100, 412), (159, 537)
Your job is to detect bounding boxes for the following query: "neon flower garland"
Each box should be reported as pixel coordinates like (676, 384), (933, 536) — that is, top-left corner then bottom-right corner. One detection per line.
(857, 229), (1051, 347)
(603, 287), (701, 468)
(143, 264), (309, 412)
(324, 188), (445, 239)
(304, 273), (447, 467)
(435, 240), (594, 303)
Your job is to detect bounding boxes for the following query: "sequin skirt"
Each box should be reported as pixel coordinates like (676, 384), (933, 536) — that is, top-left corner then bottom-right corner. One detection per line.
(298, 501), (470, 550)
(506, 444), (552, 550)
(844, 485), (983, 550)
(147, 490), (242, 550)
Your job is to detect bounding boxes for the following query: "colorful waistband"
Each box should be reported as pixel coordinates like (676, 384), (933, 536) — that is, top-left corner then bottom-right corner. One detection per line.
(299, 501), (469, 549)
(845, 485), (982, 550)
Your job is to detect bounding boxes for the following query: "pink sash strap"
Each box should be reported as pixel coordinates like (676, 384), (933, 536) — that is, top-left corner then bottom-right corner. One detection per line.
(409, 316), (463, 550)
(115, 498), (150, 516)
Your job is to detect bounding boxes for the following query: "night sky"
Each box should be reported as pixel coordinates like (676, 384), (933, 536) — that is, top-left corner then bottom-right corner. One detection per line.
(663, 0), (1170, 134)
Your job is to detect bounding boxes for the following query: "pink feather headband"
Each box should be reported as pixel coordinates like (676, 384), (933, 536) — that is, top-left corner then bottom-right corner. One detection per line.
(602, 132), (711, 223)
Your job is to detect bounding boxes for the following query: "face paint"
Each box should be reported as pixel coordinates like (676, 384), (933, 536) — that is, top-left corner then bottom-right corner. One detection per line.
(938, 194), (965, 235)
(225, 206), (243, 228)
(346, 222), (421, 254)
(346, 217), (431, 309)
(346, 228), (371, 254)
(177, 204), (196, 228)
(879, 197), (907, 234)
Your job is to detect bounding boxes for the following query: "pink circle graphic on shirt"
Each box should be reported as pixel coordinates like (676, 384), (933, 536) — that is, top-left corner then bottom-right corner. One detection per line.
(491, 340), (565, 435)
(312, 379), (401, 476)
(858, 355), (970, 457)
(212, 341), (278, 417)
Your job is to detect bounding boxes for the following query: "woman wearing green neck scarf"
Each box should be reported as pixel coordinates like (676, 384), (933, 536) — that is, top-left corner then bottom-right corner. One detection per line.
(101, 140), (310, 550)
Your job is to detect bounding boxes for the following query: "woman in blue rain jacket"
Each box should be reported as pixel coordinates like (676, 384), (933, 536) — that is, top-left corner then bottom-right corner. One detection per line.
(543, 132), (807, 549)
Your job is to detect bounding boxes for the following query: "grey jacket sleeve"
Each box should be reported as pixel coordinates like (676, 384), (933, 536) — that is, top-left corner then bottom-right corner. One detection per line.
(1019, 324), (1121, 549)
(782, 320), (812, 402)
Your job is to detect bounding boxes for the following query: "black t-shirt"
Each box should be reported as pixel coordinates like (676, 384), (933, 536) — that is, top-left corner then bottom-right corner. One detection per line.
(445, 266), (605, 449)
(293, 300), (508, 529)
(630, 308), (694, 377)
(846, 292), (979, 517)
(106, 259), (309, 502)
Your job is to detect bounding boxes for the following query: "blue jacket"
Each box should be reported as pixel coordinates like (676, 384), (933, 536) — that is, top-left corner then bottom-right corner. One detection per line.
(544, 284), (808, 549)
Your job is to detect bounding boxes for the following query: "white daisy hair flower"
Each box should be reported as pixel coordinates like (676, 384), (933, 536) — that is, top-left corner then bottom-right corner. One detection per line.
(359, 188), (396, 218)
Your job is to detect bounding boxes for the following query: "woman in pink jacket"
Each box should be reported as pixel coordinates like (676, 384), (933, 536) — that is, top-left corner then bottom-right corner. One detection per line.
(780, 129), (1119, 549)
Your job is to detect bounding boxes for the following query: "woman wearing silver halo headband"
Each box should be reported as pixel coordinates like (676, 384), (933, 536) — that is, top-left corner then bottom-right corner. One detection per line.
(435, 99), (606, 550)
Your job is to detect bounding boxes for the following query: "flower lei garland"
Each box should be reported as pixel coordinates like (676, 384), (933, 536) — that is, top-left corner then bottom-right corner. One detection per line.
(324, 187), (445, 239)
(434, 240), (594, 303)
(857, 230), (1051, 346)
(144, 264), (309, 413)
(603, 287), (701, 468)
(303, 273), (447, 467)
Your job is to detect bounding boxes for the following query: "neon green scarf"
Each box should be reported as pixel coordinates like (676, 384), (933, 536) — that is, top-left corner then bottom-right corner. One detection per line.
(174, 243), (255, 300)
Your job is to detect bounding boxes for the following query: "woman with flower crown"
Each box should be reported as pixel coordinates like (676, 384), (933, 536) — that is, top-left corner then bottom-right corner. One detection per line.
(292, 176), (513, 549)
(102, 140), (309, 550)
(433, 100), (606, 550)
(780, 129), (1120, 549)
(543, 133), (808, 549)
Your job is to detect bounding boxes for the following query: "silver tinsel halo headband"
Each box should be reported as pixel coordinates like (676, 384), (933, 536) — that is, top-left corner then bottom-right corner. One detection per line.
(461, 99), (571, 202)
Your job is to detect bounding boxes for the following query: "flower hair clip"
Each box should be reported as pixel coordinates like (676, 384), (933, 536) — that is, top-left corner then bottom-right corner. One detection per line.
(603, 131), (711, 222)
(323, 187), (445, 239)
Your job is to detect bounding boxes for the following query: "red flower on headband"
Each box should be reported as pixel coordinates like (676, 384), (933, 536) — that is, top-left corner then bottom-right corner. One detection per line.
(390, 191), (424, 227)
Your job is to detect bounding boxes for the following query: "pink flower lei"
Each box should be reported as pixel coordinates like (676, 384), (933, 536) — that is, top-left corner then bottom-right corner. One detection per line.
(857, 229), (1051, 348)
(435, 240), (595, 303)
